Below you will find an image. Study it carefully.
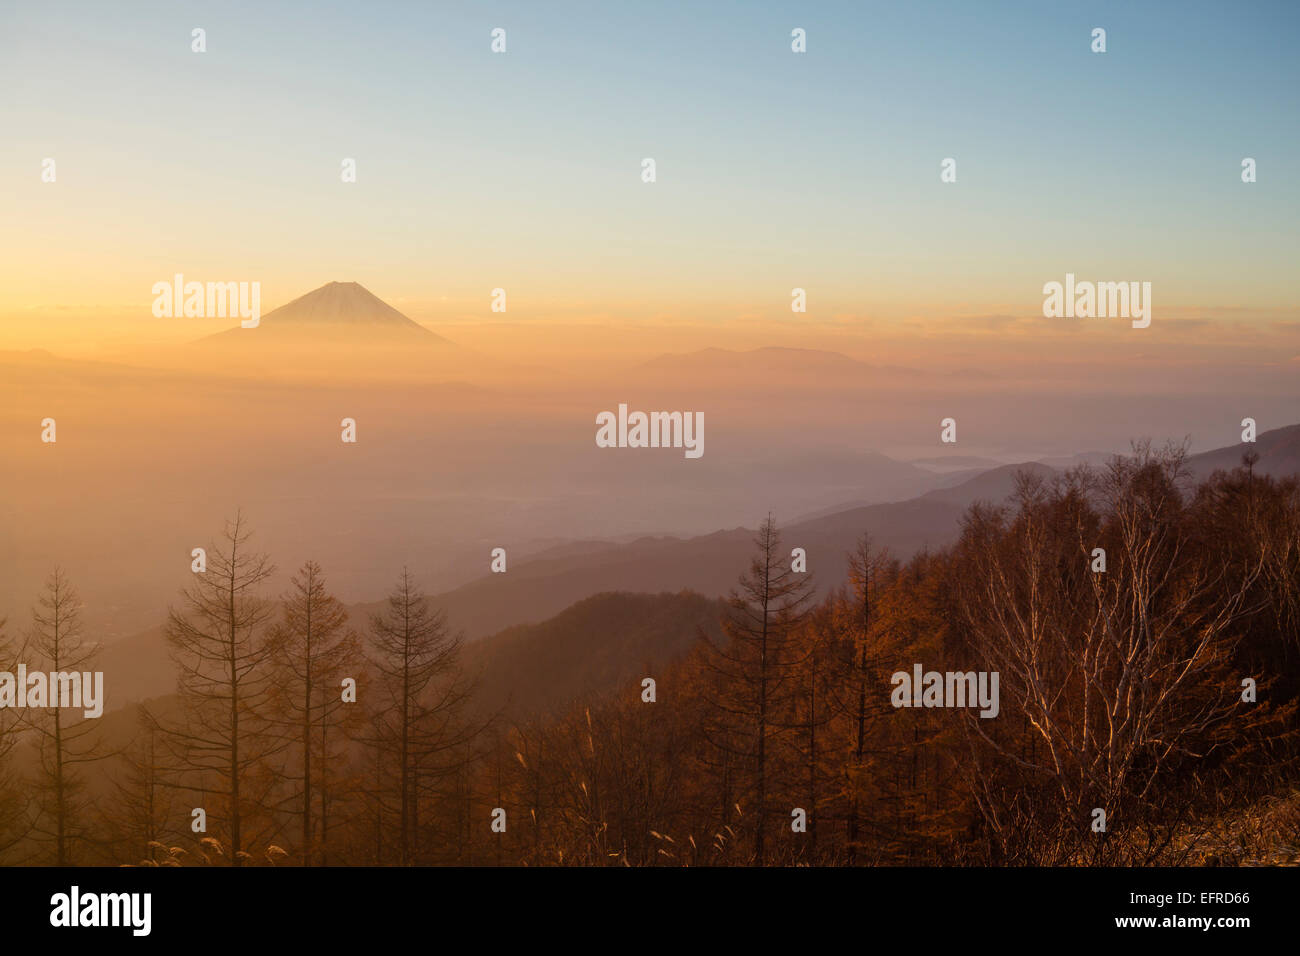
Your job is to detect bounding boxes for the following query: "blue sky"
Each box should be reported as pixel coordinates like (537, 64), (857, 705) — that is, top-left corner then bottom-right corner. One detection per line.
(1, 0), (1296, 324)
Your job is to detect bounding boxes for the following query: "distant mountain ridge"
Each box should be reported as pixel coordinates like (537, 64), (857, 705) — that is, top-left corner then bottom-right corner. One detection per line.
(462, 590), (727, 719)
(633, 346), (1002, 384)
(93, 424), (1300, 710)
(637, 346), (919, 379)
(383, 424), (1300, 639)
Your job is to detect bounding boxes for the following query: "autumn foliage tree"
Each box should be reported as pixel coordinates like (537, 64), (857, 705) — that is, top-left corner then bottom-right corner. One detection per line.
(267, 560), (366, 865)
(701, 515), (815, 864)
(367, 568), (477, 864)
(161, 513), (281, 865)
(0, 617), (26, 861)
(25, 568), (108, 864)
(954, 446), (1291, 863)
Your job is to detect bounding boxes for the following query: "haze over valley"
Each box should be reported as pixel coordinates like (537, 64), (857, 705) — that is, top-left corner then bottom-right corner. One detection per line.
(3, 281), (1297, 676)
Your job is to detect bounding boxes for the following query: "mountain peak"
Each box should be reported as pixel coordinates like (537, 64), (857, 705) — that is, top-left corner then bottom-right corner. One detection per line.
(205, 281), (450, 343)
(263, 281), (427, 330)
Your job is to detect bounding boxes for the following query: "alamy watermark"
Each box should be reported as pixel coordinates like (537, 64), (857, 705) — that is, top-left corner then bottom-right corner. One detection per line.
(1042, 272), (1151, 328)
(50, 886), (150, 936)
(152, 274), (261, 328)
(0, 665), (104, 718)
(891, 664), (999, 718)
(595, 404), (704, 459)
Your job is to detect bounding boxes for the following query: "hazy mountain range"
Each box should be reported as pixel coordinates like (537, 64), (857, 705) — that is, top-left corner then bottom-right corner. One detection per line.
(6, 280), (1298, 716)
(93, 421), (1300, 712)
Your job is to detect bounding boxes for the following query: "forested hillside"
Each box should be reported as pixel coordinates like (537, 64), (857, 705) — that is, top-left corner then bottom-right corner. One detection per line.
(1, 446), (1297, 866)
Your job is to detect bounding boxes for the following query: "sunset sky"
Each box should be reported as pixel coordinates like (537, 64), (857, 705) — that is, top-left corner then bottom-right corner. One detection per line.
(2, 0), (1297, 355)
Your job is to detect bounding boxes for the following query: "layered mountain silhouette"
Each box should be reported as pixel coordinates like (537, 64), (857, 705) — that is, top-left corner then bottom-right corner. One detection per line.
(93, 423), (1300, 710)
(635, 346), (920, 383)
(633, 346), (1000, 386)
(349, 424), (1300, 640)
(205, 281), (450, 343)
(91, 592), (727, 729)
(460, 591), (728, 719)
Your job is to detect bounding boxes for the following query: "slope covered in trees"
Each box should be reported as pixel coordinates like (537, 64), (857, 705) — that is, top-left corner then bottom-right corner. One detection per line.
(0, 447), (1297, 866)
